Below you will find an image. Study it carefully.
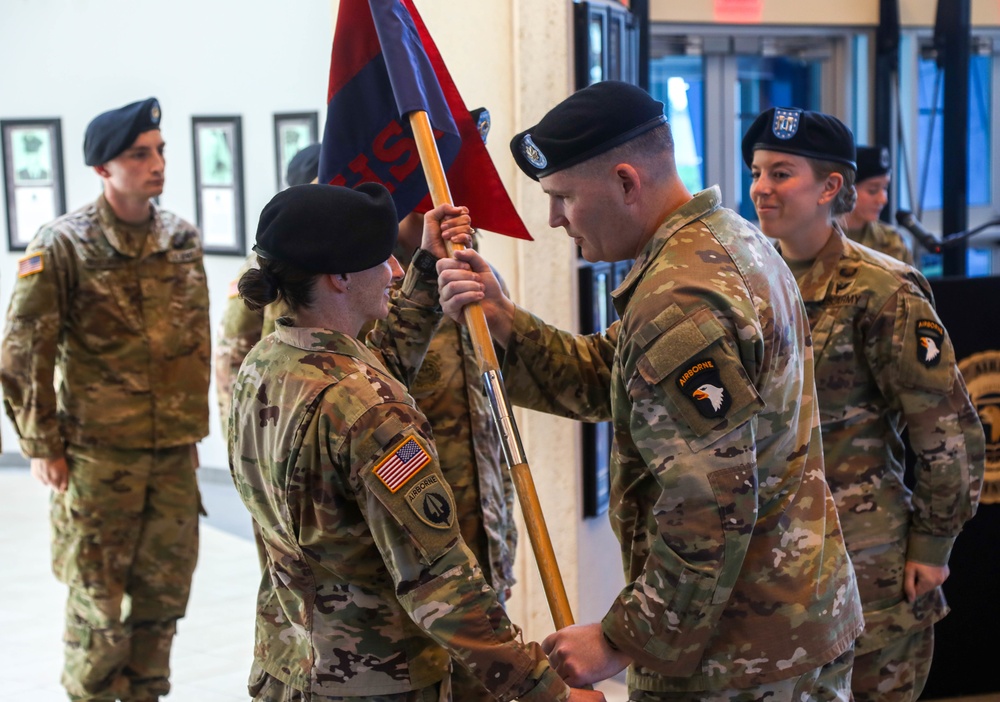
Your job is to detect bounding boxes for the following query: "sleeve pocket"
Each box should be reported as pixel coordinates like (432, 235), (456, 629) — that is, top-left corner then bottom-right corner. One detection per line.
(635, 307), (764, 452)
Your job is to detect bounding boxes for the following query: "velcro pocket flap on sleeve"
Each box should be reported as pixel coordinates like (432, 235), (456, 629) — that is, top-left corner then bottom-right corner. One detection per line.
(636, 307), (764, 452)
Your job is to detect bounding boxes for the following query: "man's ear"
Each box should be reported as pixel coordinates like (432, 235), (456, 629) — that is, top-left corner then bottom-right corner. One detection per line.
(616, 163), (641, 204)
(93, 165), (110, 178)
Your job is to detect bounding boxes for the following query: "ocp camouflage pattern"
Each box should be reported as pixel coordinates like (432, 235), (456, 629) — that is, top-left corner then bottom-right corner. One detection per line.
(229, 267), (567, 701)
(2, 194), (210, 454)
(499, 187), (863, 693)
(844, 219), (913, 265)
(793, 227), (984, 657)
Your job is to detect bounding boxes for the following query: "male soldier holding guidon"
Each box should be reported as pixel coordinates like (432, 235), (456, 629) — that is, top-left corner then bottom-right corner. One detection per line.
(1, 98), (209, 701)
(745, 107), (984, 701)
(228, 183), (602, 702)
(436, 81), (863, 700)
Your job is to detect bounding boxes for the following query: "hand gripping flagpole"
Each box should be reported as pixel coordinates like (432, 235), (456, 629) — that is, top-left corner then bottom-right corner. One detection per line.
(408, 110), (576, 632)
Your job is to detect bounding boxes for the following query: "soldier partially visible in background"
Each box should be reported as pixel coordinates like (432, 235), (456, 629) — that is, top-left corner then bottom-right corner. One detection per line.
(841, 144), (915, 264)
(1, 97), (210, 702)
(214, 142), (320, 441)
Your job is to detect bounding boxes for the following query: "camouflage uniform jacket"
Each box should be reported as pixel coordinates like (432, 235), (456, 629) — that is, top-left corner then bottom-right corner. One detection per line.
(795, 226), (984, 653)
(407, 314), (518, 596)
(214, 253), (283, 440)
(500, 187), (863, 692)
(228, 268), (567, 701)
(2, 195), (210, 455)
(845, 219), (914, 265)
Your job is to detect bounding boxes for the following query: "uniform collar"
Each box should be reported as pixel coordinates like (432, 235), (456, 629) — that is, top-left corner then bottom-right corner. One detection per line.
(612, 186), (723, 308)
(793, 224), (861, 302)
(96, 194), (172, 258)
(275, 324), (384, 367)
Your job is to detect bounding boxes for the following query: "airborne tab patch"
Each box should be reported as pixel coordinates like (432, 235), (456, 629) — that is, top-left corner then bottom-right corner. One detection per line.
(404, 473), (454, 529)
(915, 319), (945, 367)
(677, 358), (731, 419)
(17, 252), (44, 278)
(373, 435), (431, 492)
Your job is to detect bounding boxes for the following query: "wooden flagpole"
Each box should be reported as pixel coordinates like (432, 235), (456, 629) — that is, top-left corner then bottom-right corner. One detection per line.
(408, 110), (576, 631)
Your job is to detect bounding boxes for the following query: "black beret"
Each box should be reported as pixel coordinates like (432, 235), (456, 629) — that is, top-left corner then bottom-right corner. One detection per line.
(741, 107), (856, 171)
(470, 107), (491, 144)
(285, 143), (321, 187)
(254, 183), (398, 275)
(855, 145), (892, 183)
(510, 81), (667, 181)
(84, 97), (161, 166)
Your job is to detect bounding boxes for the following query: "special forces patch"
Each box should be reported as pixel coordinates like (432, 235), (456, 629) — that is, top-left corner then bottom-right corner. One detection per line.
(676, 358), (731, 419)
(521, 134), (547, 169)
(879, 146), (891, 169)
(915, 319), (945, 367)
(404, 473), (454, 529)
(771, 108), (801, 140)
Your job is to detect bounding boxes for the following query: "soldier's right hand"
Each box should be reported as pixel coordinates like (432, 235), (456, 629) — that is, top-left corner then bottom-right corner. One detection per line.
(30, 456), (69, 493)
(568, 688), (607, 701)
(437, 248), (515, 347)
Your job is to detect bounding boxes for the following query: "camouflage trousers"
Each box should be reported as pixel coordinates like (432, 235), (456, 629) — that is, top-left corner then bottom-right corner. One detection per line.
(851, 626), (933, 702)
(627, 648), (854, 702)
(51, 444), (201, 701)
(249, 668), (450, 701)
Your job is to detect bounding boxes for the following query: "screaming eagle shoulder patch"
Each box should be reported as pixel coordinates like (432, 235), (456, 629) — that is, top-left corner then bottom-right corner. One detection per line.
(373, 435), (432, 493)
(676, 358), (732, 419)
(915, 319), (945, 368)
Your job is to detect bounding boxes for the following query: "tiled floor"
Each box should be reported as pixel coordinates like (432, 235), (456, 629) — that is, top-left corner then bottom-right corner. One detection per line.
(5, 464), (999, 702)
(1, 465), (629, 702)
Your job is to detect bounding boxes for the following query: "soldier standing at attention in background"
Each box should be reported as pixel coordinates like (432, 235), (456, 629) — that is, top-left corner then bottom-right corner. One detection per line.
(228, 183), (602, 702)
(840, 144), (915, 264)
(745, 107), (985, 701)
(214, 142), (320, 441)
(1, 98), (210, 701)
(437, 81), (863, 701)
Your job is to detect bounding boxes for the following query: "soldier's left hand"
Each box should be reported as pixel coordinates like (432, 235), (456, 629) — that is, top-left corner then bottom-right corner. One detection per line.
(904, 561), (949, 602)
(420, 203), (473, 259)
(542, 622), (631, 687)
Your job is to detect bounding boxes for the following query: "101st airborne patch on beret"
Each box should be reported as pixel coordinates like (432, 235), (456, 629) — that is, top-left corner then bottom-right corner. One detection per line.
(915, 319), (945, 368)
(676, 357), (732, 419)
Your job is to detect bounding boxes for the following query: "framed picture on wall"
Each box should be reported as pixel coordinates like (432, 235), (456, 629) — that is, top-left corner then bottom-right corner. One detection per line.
(273, 112), (319, 190)
(192, 115), (245, 255)
(1, 118), (67, 251)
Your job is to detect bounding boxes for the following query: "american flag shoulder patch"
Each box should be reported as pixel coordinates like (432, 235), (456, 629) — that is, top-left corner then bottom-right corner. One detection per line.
(373, 435), (432, 493)
(17, 252), (44, 278)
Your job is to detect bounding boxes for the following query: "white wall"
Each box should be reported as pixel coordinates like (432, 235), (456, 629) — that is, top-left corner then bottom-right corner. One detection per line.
(0, 0), (335, 469)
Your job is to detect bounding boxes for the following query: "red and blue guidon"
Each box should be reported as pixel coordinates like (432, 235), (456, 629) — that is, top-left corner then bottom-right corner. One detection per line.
(320, 0), (531, 240)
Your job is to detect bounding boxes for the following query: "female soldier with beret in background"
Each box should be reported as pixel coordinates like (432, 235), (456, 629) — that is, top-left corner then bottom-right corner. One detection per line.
(745, 107), (984, 701)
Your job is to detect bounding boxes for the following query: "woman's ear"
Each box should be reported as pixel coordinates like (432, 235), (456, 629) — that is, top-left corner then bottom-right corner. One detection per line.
(819, 171), (844, 206)
(327, 272), (351, 293)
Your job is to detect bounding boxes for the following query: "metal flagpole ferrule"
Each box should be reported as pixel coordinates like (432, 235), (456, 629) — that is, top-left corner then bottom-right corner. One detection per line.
(482, 369), (527, 467)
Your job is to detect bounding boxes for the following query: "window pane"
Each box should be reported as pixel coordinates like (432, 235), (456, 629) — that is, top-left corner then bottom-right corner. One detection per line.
(736, 56), (823, 221)
(915, 53), (992, 211)
(650, 56), (705, 194)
